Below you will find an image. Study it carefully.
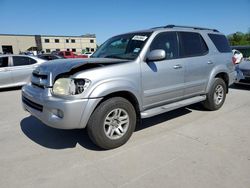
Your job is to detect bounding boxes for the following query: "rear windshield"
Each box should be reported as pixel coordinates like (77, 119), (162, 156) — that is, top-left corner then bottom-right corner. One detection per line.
(208, 34), (231, 53)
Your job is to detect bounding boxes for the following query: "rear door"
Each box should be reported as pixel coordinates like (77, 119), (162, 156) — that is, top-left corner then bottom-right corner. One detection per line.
(0, 56), (13, 88)
(9, 56), (37, 85)
(178, 32), (211, 97)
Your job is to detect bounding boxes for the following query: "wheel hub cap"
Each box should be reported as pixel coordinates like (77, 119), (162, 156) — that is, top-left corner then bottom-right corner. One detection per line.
(214, 85), (224, 105)
(104, 108), (129, 140)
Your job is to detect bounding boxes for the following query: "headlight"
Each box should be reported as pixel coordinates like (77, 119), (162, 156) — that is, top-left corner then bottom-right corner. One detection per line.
(52, 78), (91, 95)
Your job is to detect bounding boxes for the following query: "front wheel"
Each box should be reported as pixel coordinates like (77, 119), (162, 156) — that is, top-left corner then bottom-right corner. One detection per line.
(87, 97), (136, 149)
(202, 78), (226, 111)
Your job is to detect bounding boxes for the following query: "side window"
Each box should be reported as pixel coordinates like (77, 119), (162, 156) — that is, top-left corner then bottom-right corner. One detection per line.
(208, 34), (231, 53)
(150, 32), (178, 59)
(179, 32), (208, 57)
(0, 57), (9, 67)
(13, 56), (37, 66)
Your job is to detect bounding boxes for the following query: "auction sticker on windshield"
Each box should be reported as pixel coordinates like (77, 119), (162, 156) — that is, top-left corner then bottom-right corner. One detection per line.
(132, 35), (148, 41)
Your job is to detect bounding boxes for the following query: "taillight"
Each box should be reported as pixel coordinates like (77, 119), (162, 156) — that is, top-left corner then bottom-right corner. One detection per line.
(232, 56), (237, 65)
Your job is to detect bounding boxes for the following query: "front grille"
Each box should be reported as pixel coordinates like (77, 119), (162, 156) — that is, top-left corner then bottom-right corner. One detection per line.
(32, 82), (45, 89)
(22, 96), (43, 112)
(32, 72), (48, 79)
(31, 70), (49, 89)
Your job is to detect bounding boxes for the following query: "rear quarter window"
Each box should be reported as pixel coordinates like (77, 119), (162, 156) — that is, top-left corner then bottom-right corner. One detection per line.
(208, 34), (231, 53)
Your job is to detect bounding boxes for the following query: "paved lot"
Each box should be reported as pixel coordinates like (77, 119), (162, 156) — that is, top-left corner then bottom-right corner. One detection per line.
(0, 86), (250, 188)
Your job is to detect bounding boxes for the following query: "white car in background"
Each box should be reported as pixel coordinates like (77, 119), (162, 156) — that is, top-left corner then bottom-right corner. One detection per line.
(0, 55), (46, 89)
(232, 49), (243, 64)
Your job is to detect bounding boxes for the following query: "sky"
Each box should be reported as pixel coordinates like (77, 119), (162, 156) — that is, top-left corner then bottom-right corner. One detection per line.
(0, 0), (249, 44)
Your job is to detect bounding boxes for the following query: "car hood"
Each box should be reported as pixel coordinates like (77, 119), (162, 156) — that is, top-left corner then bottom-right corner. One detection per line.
(239, 60), (250, 70)
(36, 58), (130, 85)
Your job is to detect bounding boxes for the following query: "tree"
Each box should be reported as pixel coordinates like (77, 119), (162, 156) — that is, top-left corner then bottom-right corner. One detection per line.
(228, 31), (250, 46)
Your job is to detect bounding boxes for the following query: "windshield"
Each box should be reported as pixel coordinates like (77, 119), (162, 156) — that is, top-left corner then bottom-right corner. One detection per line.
(92, 32), (152, 60)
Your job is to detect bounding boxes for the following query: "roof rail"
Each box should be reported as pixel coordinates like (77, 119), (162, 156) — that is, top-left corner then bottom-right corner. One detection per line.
(164, 25), (219, 32)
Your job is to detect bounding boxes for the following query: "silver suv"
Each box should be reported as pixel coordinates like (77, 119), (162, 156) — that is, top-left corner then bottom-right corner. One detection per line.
(22, 25), (235, 149)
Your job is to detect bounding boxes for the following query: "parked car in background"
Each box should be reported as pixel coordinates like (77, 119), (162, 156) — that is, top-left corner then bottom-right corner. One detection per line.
(83, 52), (93, 58)
(37, 54), (63, 61)
(235, 59), (250, 85)
(0, 55), (46, 89)
(57, 51), (88, 59)
(232, 49), (243, 64)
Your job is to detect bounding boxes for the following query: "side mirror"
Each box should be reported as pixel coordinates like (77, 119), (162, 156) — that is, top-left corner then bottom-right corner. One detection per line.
(146, 49), (166, 62)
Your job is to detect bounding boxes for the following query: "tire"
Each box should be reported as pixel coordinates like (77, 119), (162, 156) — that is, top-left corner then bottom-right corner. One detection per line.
(202, 78), (226, 111)
(87, 97), (136, 149)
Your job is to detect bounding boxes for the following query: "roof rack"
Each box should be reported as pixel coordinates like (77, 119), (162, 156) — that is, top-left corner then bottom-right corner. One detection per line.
(164, 25), (219, 32)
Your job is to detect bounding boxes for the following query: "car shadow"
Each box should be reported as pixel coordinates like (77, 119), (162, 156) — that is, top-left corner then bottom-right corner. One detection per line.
(0, 86), (22, 92)
(229, 84), (250, 91)
(136, 107), (192, 131)
(21, 107), (193, 151)
(20, 116), (101, 151)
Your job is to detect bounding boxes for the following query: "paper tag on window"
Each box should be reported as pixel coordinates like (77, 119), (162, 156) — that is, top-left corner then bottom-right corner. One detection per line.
(132, 35), (148, 41)
(133, 48), (140, 53)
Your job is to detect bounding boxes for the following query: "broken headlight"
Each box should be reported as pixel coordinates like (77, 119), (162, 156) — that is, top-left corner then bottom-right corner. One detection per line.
(52, 78), (91, 96)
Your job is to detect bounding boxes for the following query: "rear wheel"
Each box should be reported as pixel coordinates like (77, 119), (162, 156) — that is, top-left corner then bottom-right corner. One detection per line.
(203, 78), (226, 111)
(87, 97), (136, 149)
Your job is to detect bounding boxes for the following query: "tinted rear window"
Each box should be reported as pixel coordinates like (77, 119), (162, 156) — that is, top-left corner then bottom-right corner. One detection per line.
(0, 57), (8, 67)
(179, 32), (208, 57)
(13, 56), (36, 66)
(208, 34), (231, 53)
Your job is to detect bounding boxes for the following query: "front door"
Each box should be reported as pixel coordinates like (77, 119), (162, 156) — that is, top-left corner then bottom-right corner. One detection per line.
(141, 32), (185, 109)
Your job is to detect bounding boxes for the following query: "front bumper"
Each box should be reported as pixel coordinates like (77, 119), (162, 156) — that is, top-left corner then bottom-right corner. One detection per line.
(22, 85), (102, 129)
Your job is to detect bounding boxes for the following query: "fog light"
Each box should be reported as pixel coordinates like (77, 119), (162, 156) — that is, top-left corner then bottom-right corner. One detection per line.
(52, 109), (64, 118)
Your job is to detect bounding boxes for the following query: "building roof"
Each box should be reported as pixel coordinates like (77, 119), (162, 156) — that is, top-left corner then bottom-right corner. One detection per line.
(0, 33), (96, 38)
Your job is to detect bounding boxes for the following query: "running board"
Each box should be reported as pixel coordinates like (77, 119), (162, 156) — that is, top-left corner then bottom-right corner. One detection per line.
(141, 95), (206, 118)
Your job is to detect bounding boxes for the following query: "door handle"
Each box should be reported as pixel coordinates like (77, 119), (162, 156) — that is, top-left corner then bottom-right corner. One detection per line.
(207, 60), (214, 64)
(173, 64), (182, 69)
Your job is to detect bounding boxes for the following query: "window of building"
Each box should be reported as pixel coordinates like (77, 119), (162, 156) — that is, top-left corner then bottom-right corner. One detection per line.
(90, 39), (94, 43)
(208, 34), (231, 53)
(66, 49), (70, 51)
(0, 57), (8, 67)
(12, 56), (37, 66)
(71, 39), (75, 43)
(179, 32), (208, 57)
(56, 49), (60, 51)
(66, 39), (69, 43)
(86, 47), (90, 52)
(46, 49), (51, 53)
(91, 48), (95, 52)
(55, 39), (60, 43)
(150, 32), (178, 59)
(45, 39), (50, 43)
(72, 48), (76, 52)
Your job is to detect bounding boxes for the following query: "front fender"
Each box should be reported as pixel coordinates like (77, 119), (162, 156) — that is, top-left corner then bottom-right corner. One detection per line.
(88, 79), (142, 109)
